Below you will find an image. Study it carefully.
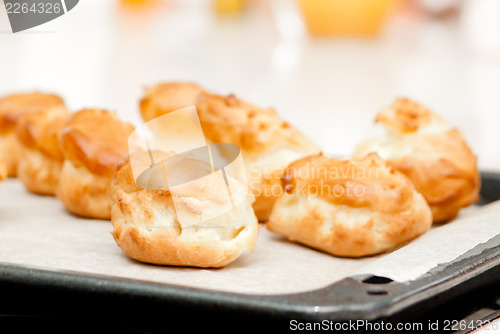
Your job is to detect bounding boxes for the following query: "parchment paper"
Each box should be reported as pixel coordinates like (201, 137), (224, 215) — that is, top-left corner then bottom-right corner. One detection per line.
(1, 179), (499, 295)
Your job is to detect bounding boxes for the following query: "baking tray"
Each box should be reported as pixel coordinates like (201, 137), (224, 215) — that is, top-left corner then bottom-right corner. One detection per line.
(1, 172), (500, 330)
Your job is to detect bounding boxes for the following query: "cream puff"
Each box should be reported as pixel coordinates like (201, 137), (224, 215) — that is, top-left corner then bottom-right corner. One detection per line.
(15, 106), (70, 195)
(56, 109), (135, 219)
(139, 84), (321, 221)
(267, 153), (433, 257)
(140, 82), (207, 122)
(0, 92), (65, 177)
(109, 149), (259, 268)
(195, 93), (321, 222)
(354, 98), (480, 223)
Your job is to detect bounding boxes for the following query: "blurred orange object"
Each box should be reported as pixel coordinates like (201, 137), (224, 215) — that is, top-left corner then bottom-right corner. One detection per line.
(214, 0), (245, 14)
(121, 0), (152, 4)
(118, 0), (162, 13)
(296, 0), (398, 36)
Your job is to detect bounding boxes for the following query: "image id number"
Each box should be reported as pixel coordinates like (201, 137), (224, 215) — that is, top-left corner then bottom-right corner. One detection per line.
(5, 2), (62, 14)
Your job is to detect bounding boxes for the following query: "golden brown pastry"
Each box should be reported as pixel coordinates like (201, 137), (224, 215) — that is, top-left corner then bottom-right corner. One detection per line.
(267, 153), (433, 257)
(195, 93), (321, 221)
(354, 98), (480, 223)
(139, 84), (321, 221)
(15, 106), (70, 195)
(0, 92), (65, 177)
(0, 153), (6, 181)
(56, 109), (135, 219)
(109, 150), (259, 268)
(140, 82), (206, 122)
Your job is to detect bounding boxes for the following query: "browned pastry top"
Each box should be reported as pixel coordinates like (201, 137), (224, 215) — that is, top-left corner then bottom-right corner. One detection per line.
(195, 93), (319, 158)
(59, 109), (135, 177)
(375, 97), (446, 134)
(357, 97), (481, 222)
(15, 106), (70, 161)
(140, 82), (206, 122)
(281, 153), (416, 213)
(267, 152), (433, 257)
(0, 92), (65, 134)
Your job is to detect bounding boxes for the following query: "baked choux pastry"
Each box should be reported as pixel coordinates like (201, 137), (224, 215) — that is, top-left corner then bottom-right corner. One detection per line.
(140, 82), (206, 122)
(56, 109), (135, 219)
(109, 150), (259, 268)
(267, 153), (433, 257)
(0, 92), (65, 177)
(195, 93), (321, 222)
(0, 153), (6, 181)
(15, 106), (70, 195)
(139, 84), (321, 221)
(354, 98), (480, 223)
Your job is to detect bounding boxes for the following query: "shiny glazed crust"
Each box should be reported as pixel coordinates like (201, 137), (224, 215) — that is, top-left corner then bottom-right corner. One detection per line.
(59, 109), (135, 178)
(16, 106), (69, 161)
(56, 109), (135, 219)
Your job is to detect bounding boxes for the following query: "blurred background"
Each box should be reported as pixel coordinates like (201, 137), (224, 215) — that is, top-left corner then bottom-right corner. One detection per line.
(0, 0), (499, 170)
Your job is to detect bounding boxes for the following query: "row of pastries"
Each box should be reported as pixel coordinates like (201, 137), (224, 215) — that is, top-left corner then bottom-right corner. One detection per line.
(0, 85), (481, 267)
(0, 93), (135, 220)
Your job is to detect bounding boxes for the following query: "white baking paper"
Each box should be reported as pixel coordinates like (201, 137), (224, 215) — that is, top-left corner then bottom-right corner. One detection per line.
(0, 179), (499, 295)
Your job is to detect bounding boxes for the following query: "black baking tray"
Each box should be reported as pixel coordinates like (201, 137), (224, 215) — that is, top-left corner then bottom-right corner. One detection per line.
(0, 172), (500, 332)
